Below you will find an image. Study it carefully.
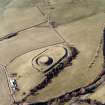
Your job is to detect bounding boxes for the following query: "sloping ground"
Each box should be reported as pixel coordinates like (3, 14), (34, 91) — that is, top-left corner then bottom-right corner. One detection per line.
(26, 13), (104, 103)
(0, 65), (12, 105)
(64, 102), (90, 105)
(88, 83), (105, 103)
(7, 44), (69, 102)
(0, 0), (46, 38)
(7, 47), (47, 102)
(0, 0), (105, 37)
(0, 27), (63, 65)
(0, 0), (105, 105)
(0, 6), (45, 38)
(36, 0), (105, 24)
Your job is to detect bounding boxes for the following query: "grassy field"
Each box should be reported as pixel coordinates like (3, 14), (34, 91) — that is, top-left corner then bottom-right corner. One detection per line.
(0, 65), (12, 105)
(0, 0), (105, 104)
(35, 0), (105, 24)
(27, 48), (103, 102)
(26, 12), (105, 102)
(0, 0), (105, 37)
(7, 47), (46, 102)
(0, 0), (45, 38)
(64, 102), (90, 105)
(88, 83), (105, 103)
(0, 26), (63, 65)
